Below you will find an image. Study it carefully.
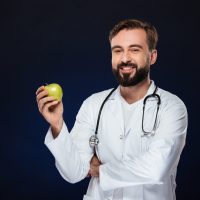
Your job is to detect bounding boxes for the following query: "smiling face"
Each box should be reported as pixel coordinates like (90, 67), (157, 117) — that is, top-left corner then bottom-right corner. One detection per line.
(111, 28), (157, 87)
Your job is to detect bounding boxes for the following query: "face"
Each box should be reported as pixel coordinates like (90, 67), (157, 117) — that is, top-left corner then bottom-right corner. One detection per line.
(111, 29), (157, 87)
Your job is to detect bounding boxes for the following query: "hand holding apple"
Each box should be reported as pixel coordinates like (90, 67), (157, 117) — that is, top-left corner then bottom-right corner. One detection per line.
(36, 84), (64, 138)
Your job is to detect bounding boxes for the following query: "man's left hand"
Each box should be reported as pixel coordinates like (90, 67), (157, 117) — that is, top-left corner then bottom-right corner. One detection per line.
(88, 155), (101, 177)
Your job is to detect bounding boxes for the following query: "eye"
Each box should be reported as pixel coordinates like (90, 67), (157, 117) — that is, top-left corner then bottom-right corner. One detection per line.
(112, 49), (122, 54)
(130, 48), (140, 52)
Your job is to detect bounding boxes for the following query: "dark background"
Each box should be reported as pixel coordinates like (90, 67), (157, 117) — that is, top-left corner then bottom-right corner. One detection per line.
(0, 0), (199, 199)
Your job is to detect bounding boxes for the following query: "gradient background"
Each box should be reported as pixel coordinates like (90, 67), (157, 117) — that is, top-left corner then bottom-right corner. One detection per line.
(0, 0), (199, 199)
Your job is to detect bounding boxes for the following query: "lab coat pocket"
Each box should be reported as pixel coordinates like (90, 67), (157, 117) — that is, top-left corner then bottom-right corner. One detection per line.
(83, 194), (94, 200)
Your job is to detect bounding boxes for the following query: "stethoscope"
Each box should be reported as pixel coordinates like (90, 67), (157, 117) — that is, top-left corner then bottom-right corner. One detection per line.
(89, 85), (161, 148)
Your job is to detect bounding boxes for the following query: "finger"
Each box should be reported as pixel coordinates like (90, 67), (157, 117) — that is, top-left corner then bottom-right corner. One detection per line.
(36, 86), (45, 95)
(36, 90), (49, 103)
(38, 96), (56, 109)
(91, 156), (101, 166)
(38, 96), (57, 112)
(42, 100), (59, 113)
(92, 155), (100, 162)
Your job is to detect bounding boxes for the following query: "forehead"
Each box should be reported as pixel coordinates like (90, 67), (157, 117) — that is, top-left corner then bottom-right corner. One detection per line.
(111, 29), (148, 48)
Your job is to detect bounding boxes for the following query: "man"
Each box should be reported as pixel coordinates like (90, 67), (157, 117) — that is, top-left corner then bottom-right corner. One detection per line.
(36, 19), (188, 200)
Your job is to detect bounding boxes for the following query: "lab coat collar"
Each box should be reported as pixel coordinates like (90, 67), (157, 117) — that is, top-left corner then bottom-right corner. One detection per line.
(108, 80), (157, 101)
(106, 80), (157, 134)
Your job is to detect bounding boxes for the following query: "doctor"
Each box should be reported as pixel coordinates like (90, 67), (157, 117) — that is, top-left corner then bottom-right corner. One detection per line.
(36, 19), (188, 200)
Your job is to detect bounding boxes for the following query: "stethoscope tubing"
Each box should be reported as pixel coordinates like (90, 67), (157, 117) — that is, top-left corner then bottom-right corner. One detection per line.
(89, 85), (161, 148)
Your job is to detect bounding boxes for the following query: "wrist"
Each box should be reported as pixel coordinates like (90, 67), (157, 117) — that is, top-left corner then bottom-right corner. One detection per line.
(51, 118), (63, 138)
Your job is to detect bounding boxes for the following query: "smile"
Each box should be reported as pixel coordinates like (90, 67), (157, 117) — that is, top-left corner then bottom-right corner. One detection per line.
(119, 66), (136, 73)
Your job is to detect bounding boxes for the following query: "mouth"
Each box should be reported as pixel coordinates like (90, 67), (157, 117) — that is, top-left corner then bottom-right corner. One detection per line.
(119, 66), (136, 74)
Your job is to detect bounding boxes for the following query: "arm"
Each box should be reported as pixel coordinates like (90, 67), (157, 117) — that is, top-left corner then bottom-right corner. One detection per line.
(99, 100), (188, 191)
(45, 98), (95, 183)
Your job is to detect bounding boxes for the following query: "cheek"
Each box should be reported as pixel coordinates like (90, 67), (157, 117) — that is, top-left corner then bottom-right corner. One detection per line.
(111, 55), (118, 67)
(138, 54), (149, 66)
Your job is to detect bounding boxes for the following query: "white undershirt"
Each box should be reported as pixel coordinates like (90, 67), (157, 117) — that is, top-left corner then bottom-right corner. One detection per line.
(112, 95), (138, 200)
(120, 95), (138, 135)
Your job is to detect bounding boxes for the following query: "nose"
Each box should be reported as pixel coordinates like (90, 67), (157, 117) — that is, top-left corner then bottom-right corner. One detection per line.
(120, 51), (132, 63)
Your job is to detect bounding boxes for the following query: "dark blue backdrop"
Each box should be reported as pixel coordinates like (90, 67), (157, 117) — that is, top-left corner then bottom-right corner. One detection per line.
(1, 0), (199, 199)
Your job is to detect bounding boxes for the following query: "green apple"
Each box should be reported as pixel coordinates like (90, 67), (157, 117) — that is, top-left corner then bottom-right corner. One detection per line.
(44, 83), (63, 101)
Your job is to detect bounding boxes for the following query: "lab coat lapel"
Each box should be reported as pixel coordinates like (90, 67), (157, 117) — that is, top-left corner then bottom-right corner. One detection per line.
(108, 87), (124, 133)
(106, 82), (157, 134)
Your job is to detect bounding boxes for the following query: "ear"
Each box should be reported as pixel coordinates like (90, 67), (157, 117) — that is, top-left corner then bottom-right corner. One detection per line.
(150, 49), (157, 65)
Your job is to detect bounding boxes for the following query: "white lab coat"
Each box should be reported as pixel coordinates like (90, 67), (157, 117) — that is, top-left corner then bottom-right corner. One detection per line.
(45, 81), (188, 200)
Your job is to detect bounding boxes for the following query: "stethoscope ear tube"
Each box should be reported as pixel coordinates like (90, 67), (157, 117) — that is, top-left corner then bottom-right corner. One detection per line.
(89, 88), (117, 148)
(94, 88), (117, 135)
(141, 86), (161, 136)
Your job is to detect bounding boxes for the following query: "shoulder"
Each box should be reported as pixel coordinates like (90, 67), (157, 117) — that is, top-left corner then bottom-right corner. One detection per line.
(76, 88), (115, 125)
(158, 87), (187, 116)
(84, 88), (115, 105)
(159, 88), (186, 106)
(78, 88), (116, 115)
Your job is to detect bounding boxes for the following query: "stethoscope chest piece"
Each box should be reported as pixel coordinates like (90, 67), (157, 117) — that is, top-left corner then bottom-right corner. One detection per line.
(89, 135), (99, 147)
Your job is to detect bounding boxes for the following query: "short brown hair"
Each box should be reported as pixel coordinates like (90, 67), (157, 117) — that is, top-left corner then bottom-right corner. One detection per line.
(109, 19), (158, 51)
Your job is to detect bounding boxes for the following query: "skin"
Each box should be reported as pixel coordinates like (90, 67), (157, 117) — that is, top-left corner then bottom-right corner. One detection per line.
(87, 154), (101, 177)
(35, 28), (158, 178)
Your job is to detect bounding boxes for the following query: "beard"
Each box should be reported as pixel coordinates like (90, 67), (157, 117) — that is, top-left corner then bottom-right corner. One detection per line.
(112, 60), (150, 87)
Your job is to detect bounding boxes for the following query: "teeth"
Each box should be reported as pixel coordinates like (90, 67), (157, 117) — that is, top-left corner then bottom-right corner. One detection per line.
(121, 66), (133, 69)
(121, 67), (133, 70)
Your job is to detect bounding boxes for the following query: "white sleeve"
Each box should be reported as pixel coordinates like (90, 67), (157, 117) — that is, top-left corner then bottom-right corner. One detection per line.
(99, 99), (188, 191)
(44, 98), (94, 183)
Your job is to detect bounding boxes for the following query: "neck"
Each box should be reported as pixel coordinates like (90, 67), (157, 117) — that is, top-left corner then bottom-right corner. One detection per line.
(120, 78), (151, 104)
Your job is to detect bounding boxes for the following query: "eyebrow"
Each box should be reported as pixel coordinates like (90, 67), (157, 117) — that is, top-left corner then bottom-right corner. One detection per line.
(111, 44), (143, 51)
(129, 44), (143, 49)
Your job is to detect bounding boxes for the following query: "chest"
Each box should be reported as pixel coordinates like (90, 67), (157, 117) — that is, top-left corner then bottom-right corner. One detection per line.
(95, 100), (159, 163)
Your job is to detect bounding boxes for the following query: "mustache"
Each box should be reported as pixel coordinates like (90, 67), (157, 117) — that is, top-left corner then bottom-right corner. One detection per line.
(117, 62), (138, 69)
